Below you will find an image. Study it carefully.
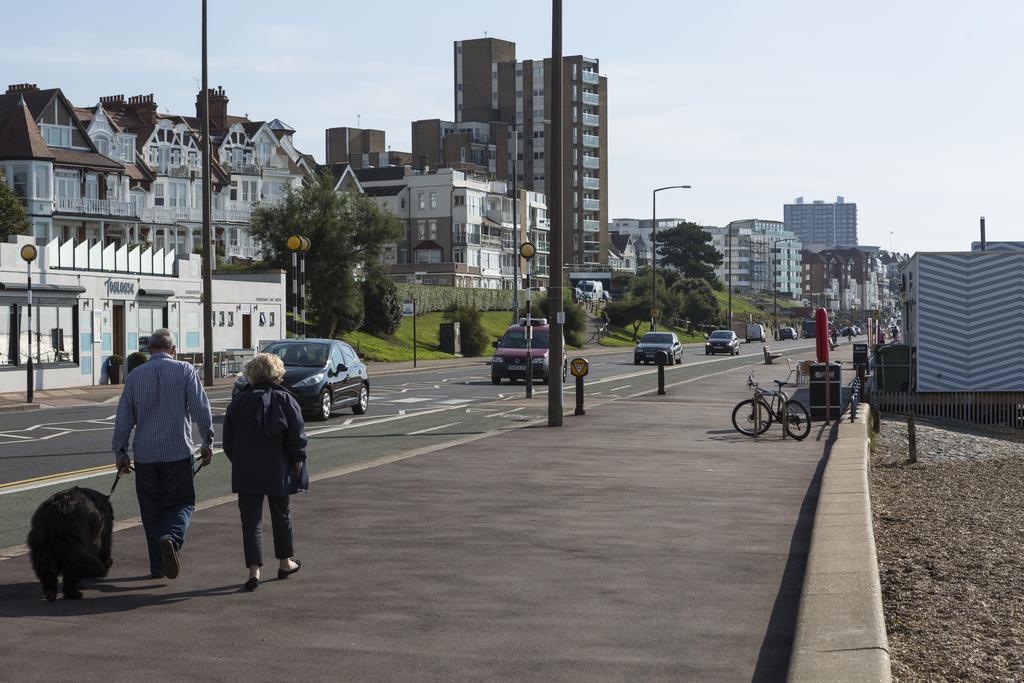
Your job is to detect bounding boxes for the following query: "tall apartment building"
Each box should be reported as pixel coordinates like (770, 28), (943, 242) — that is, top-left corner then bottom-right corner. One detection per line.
(411, 118), (509, 177)
(325, 126), (410, 169)
(706, 220), (802, 298)
(451, 37), (609, 270)
(783, 196), (857, 248)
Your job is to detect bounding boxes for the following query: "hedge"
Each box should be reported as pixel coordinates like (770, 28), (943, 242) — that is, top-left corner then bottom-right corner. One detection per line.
(394, 284), (514, 314)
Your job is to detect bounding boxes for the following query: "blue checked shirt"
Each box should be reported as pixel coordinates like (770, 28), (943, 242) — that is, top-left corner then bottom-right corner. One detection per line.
(112, 353), (214, 464)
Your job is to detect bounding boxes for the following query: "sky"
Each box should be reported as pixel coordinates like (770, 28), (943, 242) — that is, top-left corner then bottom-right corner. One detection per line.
(4, 0), (1021, 253)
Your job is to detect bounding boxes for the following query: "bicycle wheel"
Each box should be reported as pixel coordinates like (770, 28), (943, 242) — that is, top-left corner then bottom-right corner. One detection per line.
(732, 397), (773, 436)
(782, 400), (811, 441)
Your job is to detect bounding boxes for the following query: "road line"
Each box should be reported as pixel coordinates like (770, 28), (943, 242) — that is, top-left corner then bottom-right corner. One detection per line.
(0, 463), (116, 494)
(407, 421), (462, 435)
(342, 418), (354, 426)
(611, 385), (631, 392)
(486, 407), (525, 419)
(0, 432), (33, 440)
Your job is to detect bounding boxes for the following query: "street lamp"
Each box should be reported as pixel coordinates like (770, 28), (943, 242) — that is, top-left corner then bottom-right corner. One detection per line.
(651, 185), (691, 330)
(20, 244), (38, 403)
(287, 234), (311, 337)
(520, 241), (537, 398)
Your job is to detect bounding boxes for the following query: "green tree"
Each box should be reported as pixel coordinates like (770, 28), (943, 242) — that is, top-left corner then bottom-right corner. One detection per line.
(605, 297), (649, 341)
(534, 288), (587, 347)
(0, 182), (30, 242)
(250, 174), (402, 337)
(676, 277), (721, 333)
(657, 221), (722, 282)
(628, 270), (685, 329)
(361, 267), (403, 336)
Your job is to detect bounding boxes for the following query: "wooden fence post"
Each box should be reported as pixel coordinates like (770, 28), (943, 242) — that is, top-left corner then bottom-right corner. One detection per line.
(907, 412), (917, 463)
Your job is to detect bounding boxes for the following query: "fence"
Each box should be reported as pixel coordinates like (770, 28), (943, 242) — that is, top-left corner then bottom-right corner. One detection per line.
(868, 389), (1024, 430)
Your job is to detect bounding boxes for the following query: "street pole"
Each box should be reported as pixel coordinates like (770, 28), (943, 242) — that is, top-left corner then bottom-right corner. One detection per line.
(291, 251), (297, 337)
(651, 185), (691, 331)
(547, 0), (564, 427)
(21, 245), (37, 403)
(511, 128), (519, 324)
(727, 222), (733, 329)
(299, 249), (306, 337)
(520, 241), (536, 399)
(412, 297), (417, 368)
(200, 0), (214, 386)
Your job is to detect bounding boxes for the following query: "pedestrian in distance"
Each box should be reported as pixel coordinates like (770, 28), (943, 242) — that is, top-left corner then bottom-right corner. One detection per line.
(223, 352), (307, 592)
(112, 329), (214, 580)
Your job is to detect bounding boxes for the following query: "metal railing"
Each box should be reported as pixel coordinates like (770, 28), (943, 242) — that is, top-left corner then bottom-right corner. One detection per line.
(56, 197), (138, 218)
(581, 70), (599, 85)
(868, 389), (1024, 429)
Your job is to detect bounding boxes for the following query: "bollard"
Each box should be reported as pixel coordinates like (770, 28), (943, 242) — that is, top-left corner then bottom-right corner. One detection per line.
(570, 357), (589, 415)
(872, 404), (881, 433)
(656, 350), (667, 395)
(575, 375), (585, 415)
(907, 412), (917, 463)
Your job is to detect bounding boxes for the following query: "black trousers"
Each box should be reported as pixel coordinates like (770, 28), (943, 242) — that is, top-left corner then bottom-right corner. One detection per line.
(237, 494), (294, 568)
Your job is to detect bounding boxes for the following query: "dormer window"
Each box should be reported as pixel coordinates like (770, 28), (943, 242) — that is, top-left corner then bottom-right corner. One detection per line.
(41, 124), (72, 148)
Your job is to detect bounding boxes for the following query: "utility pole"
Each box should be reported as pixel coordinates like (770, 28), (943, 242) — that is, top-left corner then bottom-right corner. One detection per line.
(200, 0), (214, 386)
(511, 126), (519, 324)
(727, 222), (733, 328)
(547, 0), (564, 427)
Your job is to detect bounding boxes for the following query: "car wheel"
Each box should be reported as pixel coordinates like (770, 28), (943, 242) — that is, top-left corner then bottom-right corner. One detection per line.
(491, 375), (502, 385)
(315, 388), (332, 421)
(634, 357), (640, 365)
(352, 384), (369, 415)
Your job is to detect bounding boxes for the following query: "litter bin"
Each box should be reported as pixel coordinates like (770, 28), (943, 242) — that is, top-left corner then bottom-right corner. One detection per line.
(876, 344), (911, 392)
(809, 362), (842, 420)
(852, 342), (868, 368)
(439, 322), (461, 355)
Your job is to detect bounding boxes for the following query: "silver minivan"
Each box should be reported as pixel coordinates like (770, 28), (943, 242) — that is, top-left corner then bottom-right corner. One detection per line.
(745, 323), (766, 343)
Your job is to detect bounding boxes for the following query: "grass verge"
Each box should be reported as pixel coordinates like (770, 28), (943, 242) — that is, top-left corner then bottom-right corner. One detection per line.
(342, 311), (516, 362)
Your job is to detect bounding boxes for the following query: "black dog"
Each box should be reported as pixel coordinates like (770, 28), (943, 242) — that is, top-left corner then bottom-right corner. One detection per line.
(27, 487), (113, 602)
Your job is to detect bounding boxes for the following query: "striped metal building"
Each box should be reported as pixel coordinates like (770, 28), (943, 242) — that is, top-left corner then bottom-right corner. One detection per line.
(900, 252), (1024, 392)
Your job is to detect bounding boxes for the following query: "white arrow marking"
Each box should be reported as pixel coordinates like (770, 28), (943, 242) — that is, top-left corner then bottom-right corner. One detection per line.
(408, 421), (462, 435)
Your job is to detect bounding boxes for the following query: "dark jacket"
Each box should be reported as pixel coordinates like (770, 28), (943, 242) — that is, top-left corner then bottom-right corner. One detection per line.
(223, 384), (308, 496)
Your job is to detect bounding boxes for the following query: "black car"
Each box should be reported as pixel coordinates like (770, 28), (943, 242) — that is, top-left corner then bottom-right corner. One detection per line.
(634, 331), (682, 365)
(705, 330), (740, 356)
(233, 339), (369, 421)
(778, 326), (797, 341)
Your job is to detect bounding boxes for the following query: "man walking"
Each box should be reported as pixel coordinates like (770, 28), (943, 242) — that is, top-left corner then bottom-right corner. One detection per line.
(112, 329), (214, 579)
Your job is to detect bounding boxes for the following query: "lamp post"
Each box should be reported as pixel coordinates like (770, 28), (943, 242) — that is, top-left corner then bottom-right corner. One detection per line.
(287, 235), (311, 337)
(650, 185), (691, 330)
(520, 241), (536, 398)
(21, 244), (38, 403)
(548, 0), (564, 427)
(200, 0), (214, 386)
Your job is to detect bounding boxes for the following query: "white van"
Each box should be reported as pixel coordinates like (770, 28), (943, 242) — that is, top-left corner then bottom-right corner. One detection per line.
(745, 323), (766, 343)
(579, 280), (604, 301)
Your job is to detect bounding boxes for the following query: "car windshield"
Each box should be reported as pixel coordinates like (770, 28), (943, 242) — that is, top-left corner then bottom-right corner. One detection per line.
(641, 333), (673, 344)
(710, 331), (733, 340)
(263, 342), (330, 367)
(499, 330), (550, 348)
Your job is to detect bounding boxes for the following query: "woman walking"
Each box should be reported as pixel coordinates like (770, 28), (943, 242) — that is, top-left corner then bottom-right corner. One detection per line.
(223, 353), (307, 591)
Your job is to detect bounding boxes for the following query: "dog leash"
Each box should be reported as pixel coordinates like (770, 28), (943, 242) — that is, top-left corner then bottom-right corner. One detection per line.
(108, 464), (135, 499)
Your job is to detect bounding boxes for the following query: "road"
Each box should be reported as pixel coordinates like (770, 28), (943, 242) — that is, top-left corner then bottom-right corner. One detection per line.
(0, 338), (823, 550)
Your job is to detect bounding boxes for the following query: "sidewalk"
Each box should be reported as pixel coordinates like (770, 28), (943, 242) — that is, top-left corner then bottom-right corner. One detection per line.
(0, 352), (836, 680)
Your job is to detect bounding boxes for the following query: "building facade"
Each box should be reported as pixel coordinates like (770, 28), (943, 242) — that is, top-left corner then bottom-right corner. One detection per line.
(454, 37), (609, 270)
(783, 196), (857, 248)
(708, 220), (802, 298)
(801, 246), (889, 315)
(325, 125), (411, 170)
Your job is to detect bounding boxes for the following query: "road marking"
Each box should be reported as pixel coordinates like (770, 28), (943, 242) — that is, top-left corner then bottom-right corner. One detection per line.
(0, 432), (33, 440)
(342, 418), (354, 426)
(391, 397), (432, 404)
(0, 463), (116, 495)
(439, 398), (473, 405)
(408, 421), (462, 435)
(611, 385), (631, 392)
(486, 407), (525, 419)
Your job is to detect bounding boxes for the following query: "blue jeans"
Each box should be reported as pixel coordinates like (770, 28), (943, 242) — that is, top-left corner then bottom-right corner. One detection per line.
(134, 458), (196, 575)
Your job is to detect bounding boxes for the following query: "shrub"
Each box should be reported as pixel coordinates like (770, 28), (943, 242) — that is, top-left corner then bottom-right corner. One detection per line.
(534, 288), (587, 348)
(126, 352), (148, 373)
(108, 354), (124, 366)
(361, 272), (404, 336)
(394, 284), (513, 314)
(443, 305), (489, 356)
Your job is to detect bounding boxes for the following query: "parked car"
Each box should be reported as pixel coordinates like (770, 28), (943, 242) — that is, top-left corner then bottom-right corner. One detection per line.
(705, 330), (740, 356)
(491, 319), (567, 385)
(232, 339), (369, 421)
(778, 326), (798, 341)
(634, 331), (682, 365)
(745, 323), (767, 343)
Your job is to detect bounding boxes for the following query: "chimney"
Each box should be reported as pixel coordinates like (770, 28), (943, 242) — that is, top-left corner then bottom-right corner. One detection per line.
(127, 94), (158, 124)
(6, 83), (39, 94)
(196, 86), (229, 129)
(980, 216), (986, 252)
(99, 94), (126, 112)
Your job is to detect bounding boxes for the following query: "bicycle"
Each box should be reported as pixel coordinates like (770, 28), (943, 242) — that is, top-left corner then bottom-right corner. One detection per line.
(731, 370), (811, 440)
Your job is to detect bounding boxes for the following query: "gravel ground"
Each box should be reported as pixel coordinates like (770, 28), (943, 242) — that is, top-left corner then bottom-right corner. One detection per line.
(872, 416), (1024, 681)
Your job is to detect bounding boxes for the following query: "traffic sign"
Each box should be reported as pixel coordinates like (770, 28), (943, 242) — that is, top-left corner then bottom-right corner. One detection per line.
(570, 357), (589, 378)
(650, 307), (658, 317)
(402, 300), (415, 317)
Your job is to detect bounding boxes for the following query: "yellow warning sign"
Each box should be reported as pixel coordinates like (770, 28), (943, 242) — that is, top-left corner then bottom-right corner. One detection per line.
(570, 357), (589, 378)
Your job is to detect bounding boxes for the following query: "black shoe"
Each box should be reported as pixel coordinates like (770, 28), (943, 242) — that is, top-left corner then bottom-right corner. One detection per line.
(277, 559), (302, 580)
(150, 572), (166, 580)
(159, 537), (180, 579)
(244, 576), (259, 591)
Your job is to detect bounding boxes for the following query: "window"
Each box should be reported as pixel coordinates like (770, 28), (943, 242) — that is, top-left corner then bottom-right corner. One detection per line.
(97, 138), (110, 156)
(11, 166), (29, 199)
(453, 194), (465, 207)
(256, 142), (271, 165)
(56, 173), (78, 199)
(154, 183), (165, 206)
(417, 192), (425, 210)
(40, 125), (72, 148)
(415, 248), (441, 264)
(15, 304), (76, 365)
(84, 174), (99, 200)
(0, 305), (12, 366)
(168, 181), (188, 207)
(428, 220), (437, 240)
(230, 181), (238, 201)
(417, 219), (426, 240)
(429, 192), (437, 209)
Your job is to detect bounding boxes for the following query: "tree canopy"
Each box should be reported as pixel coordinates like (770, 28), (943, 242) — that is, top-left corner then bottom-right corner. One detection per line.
(0, 182), (30, 242)
(657, 221), (722, 282)
(250, 173), (402, 338)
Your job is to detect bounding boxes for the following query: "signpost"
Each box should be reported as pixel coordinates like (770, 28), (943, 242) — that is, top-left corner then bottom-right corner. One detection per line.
(286, 235), (311, 337)
(570, 357), (589, 416)
(403, 299), (417, 368)
(20, 244), (38, 403)
(520, 242), (536, 399)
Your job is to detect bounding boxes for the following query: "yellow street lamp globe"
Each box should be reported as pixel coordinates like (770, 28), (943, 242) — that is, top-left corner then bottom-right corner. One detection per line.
(20, 244), (38, 263)
(286, 235), (302, 251)
(519, 241), (536, 260)
(300, 236), (311, 252)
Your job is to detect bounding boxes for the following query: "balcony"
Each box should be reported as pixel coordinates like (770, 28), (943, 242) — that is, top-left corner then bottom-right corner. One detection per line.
(581, 91), (600, 107)
(582, 112), (600, 128)
(582, 133), (600, 149)
(581, 70), (599, 85)
(583, 176), (600, 191)
(141, 206), (252, 225)
(167, 165), (192, 179)
(583, 198), (600, 212)
(56, 197), (138, 219)
(452, 233), (481, 246)
(481, 234), (503, 248)
(583, 219), (600, 232)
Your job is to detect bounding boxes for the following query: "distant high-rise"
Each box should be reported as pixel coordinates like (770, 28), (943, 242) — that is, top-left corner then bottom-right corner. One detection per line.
(449, 37), (609, 268)
(783, 196), (857, 248)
